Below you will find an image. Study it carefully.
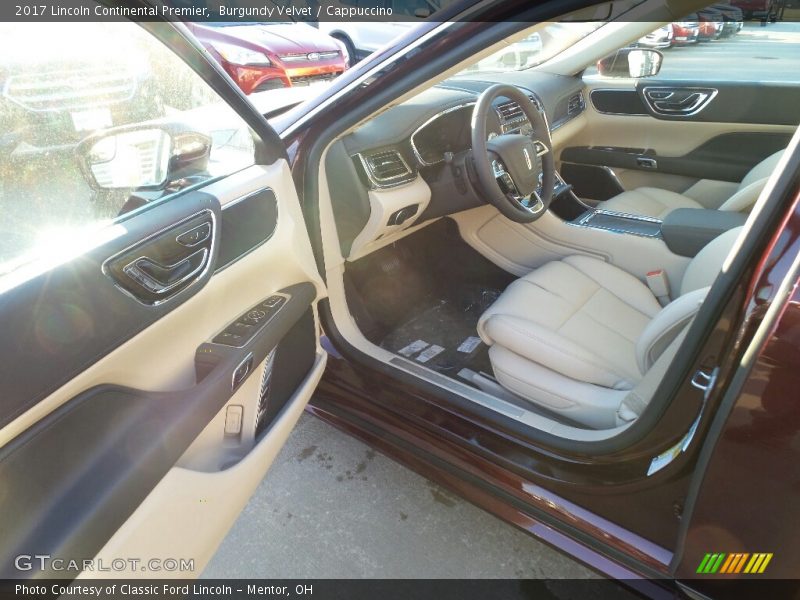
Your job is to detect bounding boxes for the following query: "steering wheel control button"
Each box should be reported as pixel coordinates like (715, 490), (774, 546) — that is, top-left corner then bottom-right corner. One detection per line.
(176, 222), (211, 247)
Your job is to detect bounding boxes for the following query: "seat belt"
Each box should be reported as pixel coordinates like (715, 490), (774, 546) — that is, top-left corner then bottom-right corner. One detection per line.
(646, 269), (671, 306)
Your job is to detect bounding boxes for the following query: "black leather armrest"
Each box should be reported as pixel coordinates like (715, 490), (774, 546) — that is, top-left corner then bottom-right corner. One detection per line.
(661, 208), (748, 257)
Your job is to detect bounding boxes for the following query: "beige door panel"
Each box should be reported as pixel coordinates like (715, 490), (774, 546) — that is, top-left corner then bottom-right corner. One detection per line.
(2, 160), (327, 578)
(0, 162), (324, 445)
(78, 351), (326, 579)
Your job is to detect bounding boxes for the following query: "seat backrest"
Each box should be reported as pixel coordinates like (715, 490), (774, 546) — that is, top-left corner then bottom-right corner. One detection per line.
(679, 226), (743, 296)
(632, 227), (743, 374)
(717, 150), (784, 212)
(718, 177), (768, 212)
(738, 150), (784, 191)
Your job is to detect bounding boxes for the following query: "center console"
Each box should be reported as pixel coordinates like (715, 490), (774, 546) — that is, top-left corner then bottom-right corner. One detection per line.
(551, 171), (746, 256)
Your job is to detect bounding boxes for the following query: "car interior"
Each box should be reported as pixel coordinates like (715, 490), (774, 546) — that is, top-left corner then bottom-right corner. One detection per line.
(313, 9), (798, 439)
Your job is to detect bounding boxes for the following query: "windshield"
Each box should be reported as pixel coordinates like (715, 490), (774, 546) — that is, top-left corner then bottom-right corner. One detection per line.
(462, 22), (604, 73)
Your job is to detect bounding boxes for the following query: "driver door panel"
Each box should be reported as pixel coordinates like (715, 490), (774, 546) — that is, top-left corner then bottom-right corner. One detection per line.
(0, 162), (327, 578)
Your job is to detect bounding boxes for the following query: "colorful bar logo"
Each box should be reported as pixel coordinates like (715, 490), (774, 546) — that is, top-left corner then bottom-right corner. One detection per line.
(696, 553), (773, 574)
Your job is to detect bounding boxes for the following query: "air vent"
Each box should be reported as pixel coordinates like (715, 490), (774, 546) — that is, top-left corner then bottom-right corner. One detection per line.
(567, 91), (585, 118)
(359, 149), (415, 188)
(495, 94), (541, 133)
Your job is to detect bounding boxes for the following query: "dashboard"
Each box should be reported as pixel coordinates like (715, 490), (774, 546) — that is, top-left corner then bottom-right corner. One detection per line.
(327, 70), (587, 258)
(410, 105), (476, 167)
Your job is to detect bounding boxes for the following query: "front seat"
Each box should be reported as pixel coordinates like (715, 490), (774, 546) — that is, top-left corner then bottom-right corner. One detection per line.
(477, 227), (742, 429)
(600, 150), (784, 219)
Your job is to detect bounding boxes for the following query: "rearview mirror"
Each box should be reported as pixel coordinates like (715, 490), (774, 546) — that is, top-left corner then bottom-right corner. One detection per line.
(597, 47), (663, 78)
(77, 124), (211, 191)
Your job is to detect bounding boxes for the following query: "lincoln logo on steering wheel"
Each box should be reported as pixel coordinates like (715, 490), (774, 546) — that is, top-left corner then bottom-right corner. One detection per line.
(523, 147), (532, 170)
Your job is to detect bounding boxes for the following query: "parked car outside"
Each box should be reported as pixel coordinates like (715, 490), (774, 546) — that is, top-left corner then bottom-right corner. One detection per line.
(186, 21), (348, 93)
(696, 7), (726, 39)
(0, 23), (162, 163)
(671, 18), (701, 44)
(637, 23), (675, 48)
(317, 19), (417, 66)
(318, 0), (451, 65)
(711, 2), (746, 34)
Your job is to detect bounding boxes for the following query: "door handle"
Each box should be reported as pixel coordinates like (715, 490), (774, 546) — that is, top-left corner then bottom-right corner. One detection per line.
(642, 87), (717, 116)
(637, 157), (658, 169)
(652, 93), (705, 113)
(123, 248), (209, 296)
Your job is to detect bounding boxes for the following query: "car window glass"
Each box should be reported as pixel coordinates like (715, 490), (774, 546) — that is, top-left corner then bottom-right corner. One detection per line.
(461, 22), (604, 72)
(591, 3), (800, 82)
(0, 21), (255, 281)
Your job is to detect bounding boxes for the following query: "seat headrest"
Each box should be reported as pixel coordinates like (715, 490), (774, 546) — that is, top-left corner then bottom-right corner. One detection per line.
(680, 227), (743, 297)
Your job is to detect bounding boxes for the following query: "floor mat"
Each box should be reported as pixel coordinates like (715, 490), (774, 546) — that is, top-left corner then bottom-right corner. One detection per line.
(380, 286), (500, 377)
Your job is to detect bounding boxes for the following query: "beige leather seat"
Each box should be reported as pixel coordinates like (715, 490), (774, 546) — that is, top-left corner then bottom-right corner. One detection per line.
(477, 228), (742, 429)
(601, 150), (784, 219)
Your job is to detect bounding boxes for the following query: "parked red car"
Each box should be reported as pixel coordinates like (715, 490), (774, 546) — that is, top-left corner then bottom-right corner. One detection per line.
(671, 19), (701, 44)
(186, 21), (348, 94)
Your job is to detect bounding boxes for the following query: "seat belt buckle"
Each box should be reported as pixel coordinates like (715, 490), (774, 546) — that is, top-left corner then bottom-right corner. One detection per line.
(646, 269), (670, 305)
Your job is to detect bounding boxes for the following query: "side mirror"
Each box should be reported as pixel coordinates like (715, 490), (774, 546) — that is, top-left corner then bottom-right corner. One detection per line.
(76, 124), (211, 191)
(414, 7), (431, 17)
(597, 47), (663, 78)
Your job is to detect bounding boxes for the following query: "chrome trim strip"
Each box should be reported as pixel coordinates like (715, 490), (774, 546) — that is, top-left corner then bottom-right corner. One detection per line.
(101, 208), (217, 307)
(641, 86), (719, 117)
(569, 209), (663, 239)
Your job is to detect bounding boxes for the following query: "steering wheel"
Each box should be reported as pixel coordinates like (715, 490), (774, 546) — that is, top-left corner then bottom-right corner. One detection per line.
(471, 84), (555, 223)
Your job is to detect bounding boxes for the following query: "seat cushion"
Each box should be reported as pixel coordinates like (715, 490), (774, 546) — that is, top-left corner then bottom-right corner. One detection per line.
(478, 255), (662, 390)
(600, 187), (704, 220)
